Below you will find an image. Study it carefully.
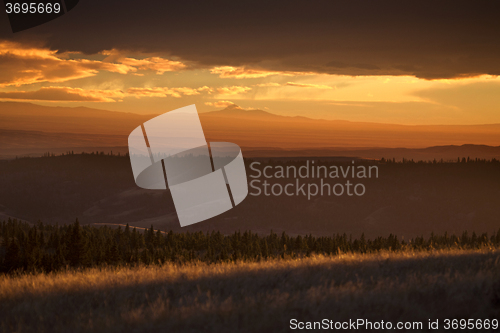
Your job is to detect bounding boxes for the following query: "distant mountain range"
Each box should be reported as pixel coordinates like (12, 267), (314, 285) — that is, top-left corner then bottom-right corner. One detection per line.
(0, 101), (153, 135)
(200, 104), (500, 149)
(1, 102), (499, 160)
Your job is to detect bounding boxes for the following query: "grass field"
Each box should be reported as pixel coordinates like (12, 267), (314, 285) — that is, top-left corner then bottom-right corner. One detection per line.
(1, 248), (499, 332)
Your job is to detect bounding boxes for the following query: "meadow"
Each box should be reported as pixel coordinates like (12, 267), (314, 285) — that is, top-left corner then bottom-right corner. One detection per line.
(1, 247), (499, 332)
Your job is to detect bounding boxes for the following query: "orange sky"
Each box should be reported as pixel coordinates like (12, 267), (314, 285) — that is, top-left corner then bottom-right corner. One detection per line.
(1, 40), (500, 125)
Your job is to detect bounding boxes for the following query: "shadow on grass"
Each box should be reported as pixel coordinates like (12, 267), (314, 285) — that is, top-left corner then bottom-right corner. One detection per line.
(1, 250), (500, 332)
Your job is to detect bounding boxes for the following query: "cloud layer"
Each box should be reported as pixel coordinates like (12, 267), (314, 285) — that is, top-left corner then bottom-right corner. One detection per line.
(0, 87), (125, 102)
(0, 41), (133, 87)
(1, 0), (499, 79)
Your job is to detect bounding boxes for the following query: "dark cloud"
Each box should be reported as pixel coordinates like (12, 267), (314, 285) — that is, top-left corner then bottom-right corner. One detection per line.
(1, 0), (499, 79)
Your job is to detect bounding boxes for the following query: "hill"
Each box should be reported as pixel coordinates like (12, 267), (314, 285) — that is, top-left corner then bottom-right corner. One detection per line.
(0, 102), (153, 135)
(201, 104), (500, 149)
(1, 154), (499, 238)
(1, 102), (499, 160)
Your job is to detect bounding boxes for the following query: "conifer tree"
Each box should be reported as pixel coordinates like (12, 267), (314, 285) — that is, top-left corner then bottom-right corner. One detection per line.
(3, 239), (20, 272)
(109, 242), (121, 264)
(141, 248), (152, 265)
(262, 239), (269, 258)
(68, 219), (90, 267)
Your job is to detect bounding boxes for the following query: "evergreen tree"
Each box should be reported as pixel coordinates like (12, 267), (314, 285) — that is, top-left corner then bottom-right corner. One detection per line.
(262, 239), (269, 258)
(3, 239), (20, 272)
(67, 219), (90, 267)
(109, 243), (121, 264)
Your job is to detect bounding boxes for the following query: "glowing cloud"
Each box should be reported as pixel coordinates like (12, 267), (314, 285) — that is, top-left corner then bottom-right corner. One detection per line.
(254, 83), (282, 87)
(216, 86), (252, 95)
(114, 57), (185, 74)
(285, 82), (334, 89)
(101, 50), (187, 74)
(127, 86), (212, 98)
(210, 66), (309, 79)
(0, 41), (135, 87)
(205, 101), (235, 108)
(0, 87), (125, 102)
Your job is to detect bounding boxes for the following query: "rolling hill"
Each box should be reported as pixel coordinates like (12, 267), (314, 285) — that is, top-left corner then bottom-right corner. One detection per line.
(1, 102), (499, 160)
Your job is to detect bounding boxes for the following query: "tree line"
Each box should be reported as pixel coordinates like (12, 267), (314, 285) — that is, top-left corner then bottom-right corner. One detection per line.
(1, 218), (499, 274)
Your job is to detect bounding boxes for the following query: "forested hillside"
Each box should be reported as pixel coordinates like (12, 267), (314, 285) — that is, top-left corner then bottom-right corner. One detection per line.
(0, 153), (499, 238)
(1, 219), (500, 274)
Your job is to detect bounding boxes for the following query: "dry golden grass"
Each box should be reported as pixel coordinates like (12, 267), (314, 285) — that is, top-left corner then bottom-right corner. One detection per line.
(1, 248), (500, 332)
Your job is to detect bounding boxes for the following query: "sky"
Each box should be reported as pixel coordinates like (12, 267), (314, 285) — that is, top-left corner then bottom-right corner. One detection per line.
(1, 0), (499, 125)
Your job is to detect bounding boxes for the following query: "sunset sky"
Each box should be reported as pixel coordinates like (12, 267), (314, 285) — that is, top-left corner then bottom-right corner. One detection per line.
(1, 0), (499, 125)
